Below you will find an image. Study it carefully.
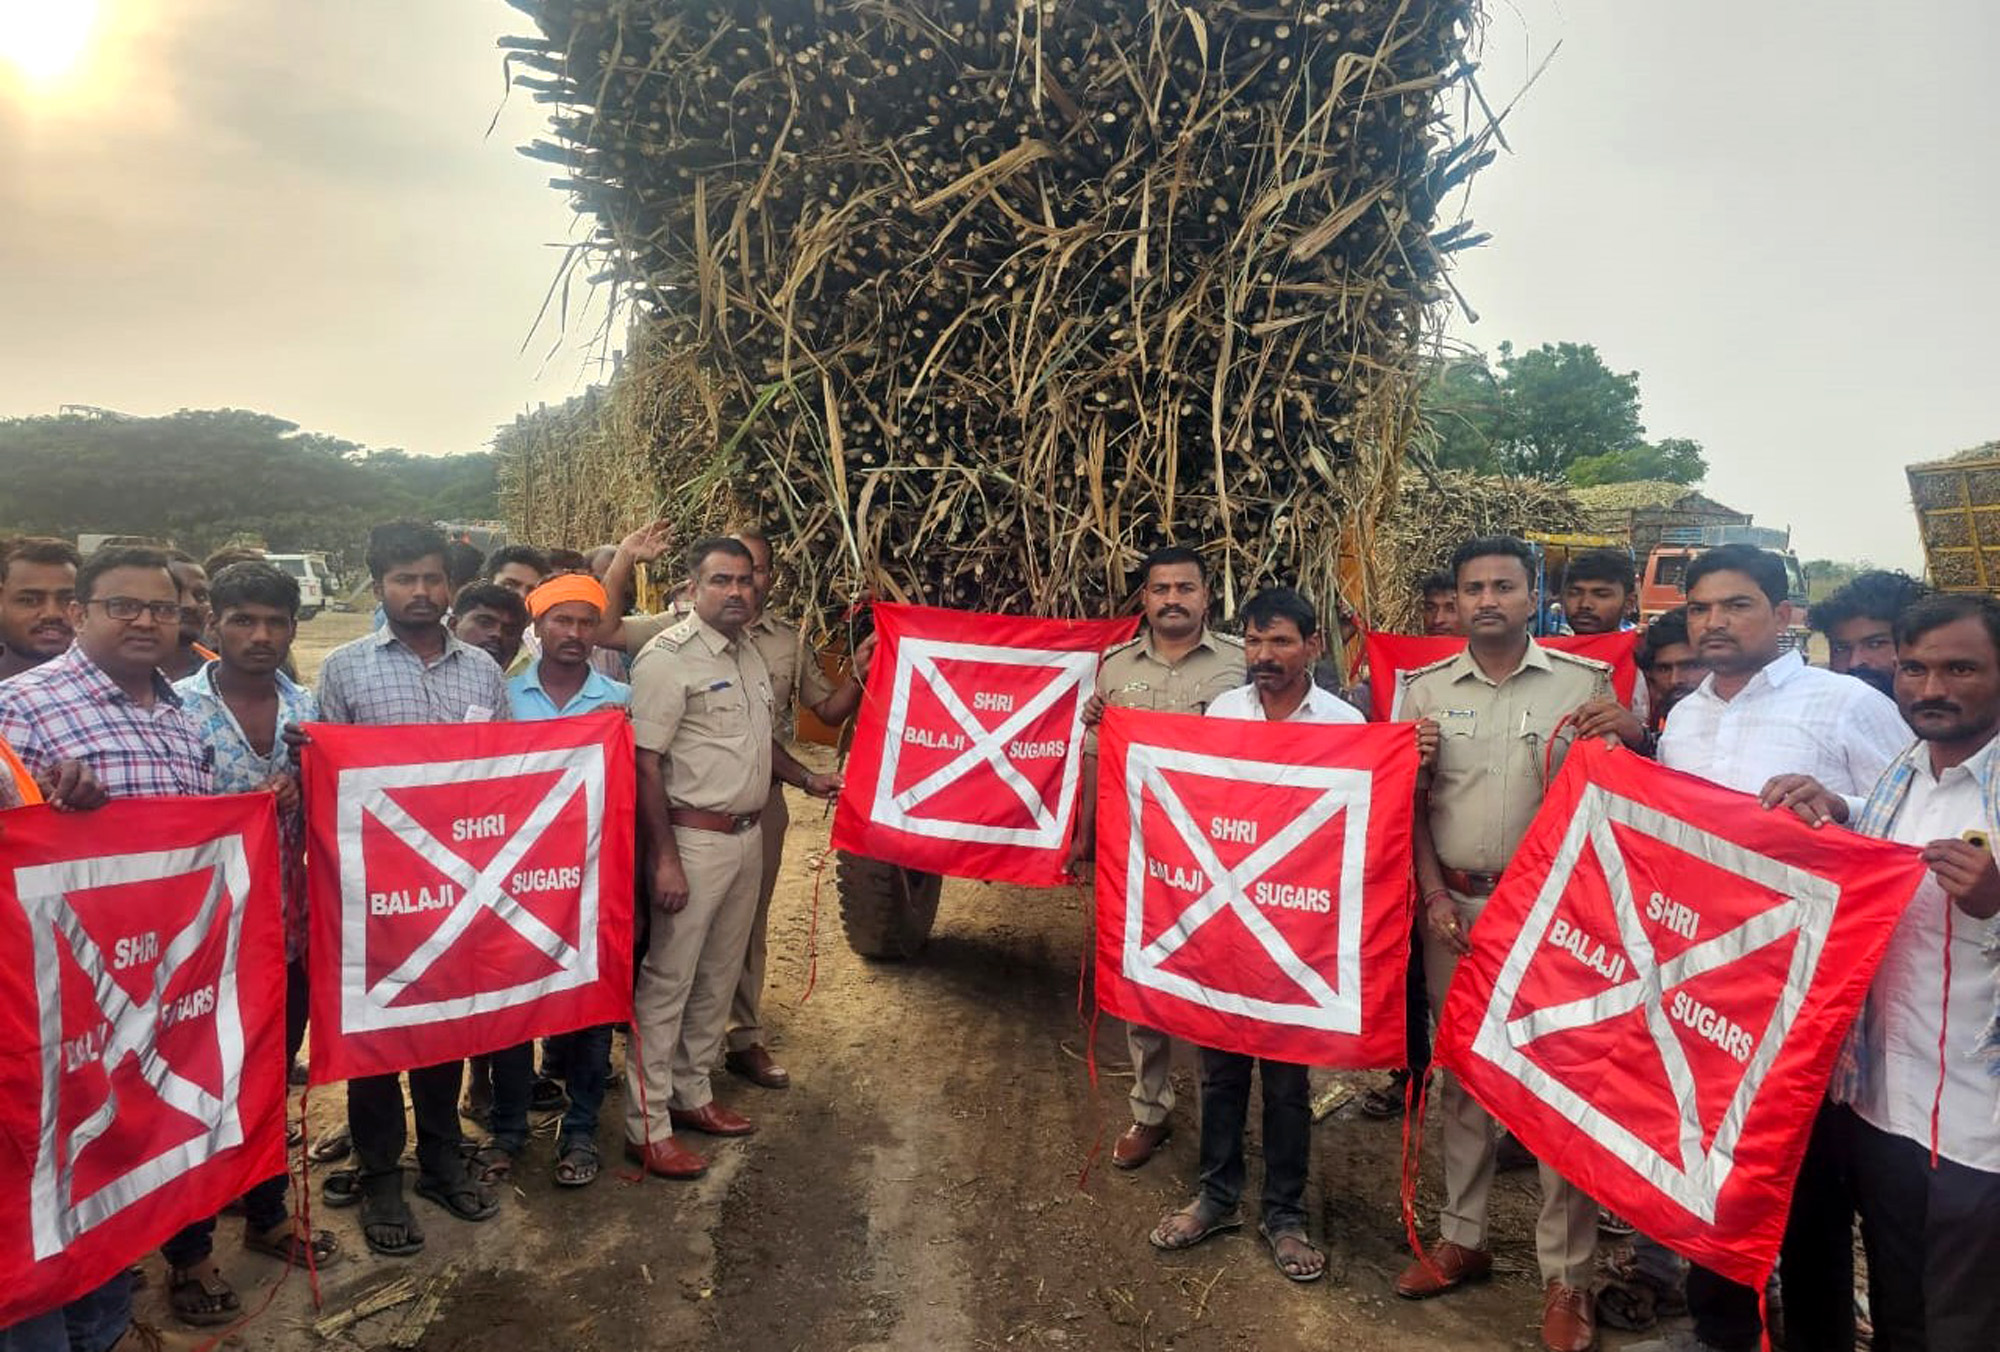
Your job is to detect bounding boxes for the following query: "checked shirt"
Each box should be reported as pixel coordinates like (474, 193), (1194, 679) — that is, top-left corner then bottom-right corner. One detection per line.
(0, 645), (213, 805)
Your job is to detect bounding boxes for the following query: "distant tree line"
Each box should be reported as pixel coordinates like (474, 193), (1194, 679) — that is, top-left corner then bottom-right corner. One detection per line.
(0, 408), (498, 578)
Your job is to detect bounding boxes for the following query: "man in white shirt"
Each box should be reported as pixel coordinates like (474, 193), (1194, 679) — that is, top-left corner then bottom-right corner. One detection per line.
(1840, 592), (2000, 1352)
(1634, 544), (1908, 1352)
(1146, 587), (1360, 1286)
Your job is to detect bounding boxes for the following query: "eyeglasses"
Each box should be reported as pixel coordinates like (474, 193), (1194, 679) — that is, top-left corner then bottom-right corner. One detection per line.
(89, 597), (182, 623)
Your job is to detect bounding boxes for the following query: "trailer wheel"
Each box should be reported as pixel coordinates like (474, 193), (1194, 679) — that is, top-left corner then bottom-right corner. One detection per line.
(834, 852), (942, 960)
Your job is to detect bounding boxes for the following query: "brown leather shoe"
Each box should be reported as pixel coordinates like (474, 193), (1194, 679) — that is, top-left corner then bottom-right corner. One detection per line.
(1541, 1280), (1597, 1352)
(1394, 1241), (1494, 1299)
(1111, 1121), (1171, 1169)
(669, 1102), (756, 1137)
(724, 1045), (792, 1089)
(623, 1137), (709, 1179)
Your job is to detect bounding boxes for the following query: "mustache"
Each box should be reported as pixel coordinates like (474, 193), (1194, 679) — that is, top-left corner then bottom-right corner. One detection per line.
(1249, 662), (1286, 677)
(1911, 699), (1960, 716)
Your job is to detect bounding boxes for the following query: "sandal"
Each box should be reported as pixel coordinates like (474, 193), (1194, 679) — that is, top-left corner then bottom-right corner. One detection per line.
(1597, 1277), (1659, 1333)
(321, 1167), (360, 1208)
(415, 1169), (500, 1222)
(358, 1174), (424, 1258)
(166, 1263), (241, 1327)
(1148, 1201), (1243, 1252)
(464, 1140), (516, 1185)
(1260, 1224), (1326, 1283)
(1360, 1069), (1411, 1120)
(244, 1216), (340, 1266)
(307, 1125), (351, 1164)
(554, 1137), (600, 1188)
(530, 1075), (568, 1113)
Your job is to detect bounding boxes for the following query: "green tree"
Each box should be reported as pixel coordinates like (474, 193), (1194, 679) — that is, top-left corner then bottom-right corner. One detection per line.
(0, 408), (499, 574)
(1422, 341), (1706, 486)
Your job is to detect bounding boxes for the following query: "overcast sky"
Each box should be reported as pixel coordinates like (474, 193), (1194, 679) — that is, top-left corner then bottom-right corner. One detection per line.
(5, 1), (1986, 571)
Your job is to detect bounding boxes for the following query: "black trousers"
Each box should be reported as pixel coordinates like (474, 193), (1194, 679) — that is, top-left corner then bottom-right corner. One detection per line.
(348, 1060), (466, 1183)
(1196, 1048), (1311, 1233)
(1851, 1115), (2000, 1352)
(1687, 1101), (1859, 1352)
(1404, 917), (1432, 1074)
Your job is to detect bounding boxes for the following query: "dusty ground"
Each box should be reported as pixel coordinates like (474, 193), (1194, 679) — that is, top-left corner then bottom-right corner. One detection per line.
(148, 612), (1661, 1351)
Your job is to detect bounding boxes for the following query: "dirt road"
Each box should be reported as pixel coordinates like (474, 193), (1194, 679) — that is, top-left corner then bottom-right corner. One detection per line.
(159, 613), (1623, 1350)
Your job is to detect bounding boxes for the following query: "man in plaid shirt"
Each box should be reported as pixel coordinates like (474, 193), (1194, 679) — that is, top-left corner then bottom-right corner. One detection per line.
(0, 545), (225, 1346)
(313, 521), (510, 1259)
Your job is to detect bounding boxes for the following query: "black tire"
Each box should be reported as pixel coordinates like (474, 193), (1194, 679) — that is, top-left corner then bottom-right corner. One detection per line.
(834, 852), (942, 960)
(298, 607), (321, 622)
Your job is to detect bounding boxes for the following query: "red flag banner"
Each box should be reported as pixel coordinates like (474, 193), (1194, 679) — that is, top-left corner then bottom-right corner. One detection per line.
(1434, 740), (1926, 1286)
(832, 603), (1140, 885)
(1093, 708), (1420, 1066)
(0, 795), (286, 1326)
(303, 710), (637, 1083)
(1363, 631), (1640, 722)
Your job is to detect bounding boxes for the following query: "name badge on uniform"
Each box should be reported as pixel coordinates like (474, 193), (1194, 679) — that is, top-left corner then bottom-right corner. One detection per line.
(1436, 708), (1478, 734)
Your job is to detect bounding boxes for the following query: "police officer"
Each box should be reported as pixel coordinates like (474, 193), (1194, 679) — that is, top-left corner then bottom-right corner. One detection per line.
(1067, 545), (1244, 1170)
(623, 538), (839, 1180)
(720, 532), (873, 1089)
(1393, 535), (1613, 1352)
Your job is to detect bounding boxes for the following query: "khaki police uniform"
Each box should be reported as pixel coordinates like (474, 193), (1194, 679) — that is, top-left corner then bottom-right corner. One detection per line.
(727, 612), (840, 1055)
(1402, 639), (1611, 1286)
(625, 614), (775, 1143)
(1092, 628), (1245, 1126)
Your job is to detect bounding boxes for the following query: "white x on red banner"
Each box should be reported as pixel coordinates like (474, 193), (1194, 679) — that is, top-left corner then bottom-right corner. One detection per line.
(1469, 785), (1839, 1221)
(869, 637), (1098, 849)
(16, 839), (253, 1259)
(1119, 744), (1371, 1032)
(338, 745), (605, 1032)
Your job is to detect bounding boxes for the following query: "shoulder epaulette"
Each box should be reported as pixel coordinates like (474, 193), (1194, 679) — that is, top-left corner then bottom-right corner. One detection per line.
(1102, 634), (1145, 659)
(1547, 647), (1613, 674)
(651, 614), (703, 652)
(1209, 630), (1245, 650)
(1404, 652), (1461, 681)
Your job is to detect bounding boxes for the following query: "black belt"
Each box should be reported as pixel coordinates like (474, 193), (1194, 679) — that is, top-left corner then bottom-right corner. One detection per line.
(1440, 867), (1502, 897)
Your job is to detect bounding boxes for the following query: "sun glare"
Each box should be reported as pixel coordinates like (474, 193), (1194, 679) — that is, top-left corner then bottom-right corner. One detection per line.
(0, 0), (100, 84)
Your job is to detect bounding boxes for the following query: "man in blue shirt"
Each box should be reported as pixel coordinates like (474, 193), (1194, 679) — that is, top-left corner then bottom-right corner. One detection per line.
(478, 573), (630, 1188)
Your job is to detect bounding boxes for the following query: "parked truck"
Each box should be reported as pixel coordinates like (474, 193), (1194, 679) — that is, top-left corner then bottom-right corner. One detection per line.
(1907, 445), (2000, 594)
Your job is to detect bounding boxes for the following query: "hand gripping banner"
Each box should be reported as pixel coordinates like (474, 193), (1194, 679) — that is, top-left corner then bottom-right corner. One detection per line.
(303, 710), (637, 1082)
(0, 795), (286, 1326)
(1435, 740), (1926, 1286)
(832, 603), (1140, 885)
(1363, 631), (1639, 722)
(1093, 708), (1420, 1066)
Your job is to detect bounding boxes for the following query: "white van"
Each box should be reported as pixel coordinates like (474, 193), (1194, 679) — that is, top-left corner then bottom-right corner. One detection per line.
(266, 553), (333, 620)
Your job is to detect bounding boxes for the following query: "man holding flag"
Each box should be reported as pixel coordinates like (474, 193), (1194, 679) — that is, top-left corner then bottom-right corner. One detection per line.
(1630, 543), (1908, 1352)
(1067, 545), (1244, 1171)
(1144, 587), (1359, 1283)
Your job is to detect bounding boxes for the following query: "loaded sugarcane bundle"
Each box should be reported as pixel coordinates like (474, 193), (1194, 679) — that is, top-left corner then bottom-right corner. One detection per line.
(1373, 469), (1582, 633)
(500, 0), (1490, 623)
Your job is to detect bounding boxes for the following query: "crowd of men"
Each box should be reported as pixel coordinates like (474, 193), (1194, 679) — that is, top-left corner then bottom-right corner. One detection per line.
(0, 519), (1992, 1352)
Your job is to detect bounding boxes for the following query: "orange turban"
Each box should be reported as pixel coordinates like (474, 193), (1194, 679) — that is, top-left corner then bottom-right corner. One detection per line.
(527, 573), (609, 619)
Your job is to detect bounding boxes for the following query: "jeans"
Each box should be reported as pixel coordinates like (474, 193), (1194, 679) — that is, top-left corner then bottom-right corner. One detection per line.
(558, 1026), (613, 1145)
(0, 1275), (132, 1352)
(1195, 1047), (1311, 1233)
(348, 1061), (465, 1183)
(1687, 1102), (1857, 1352)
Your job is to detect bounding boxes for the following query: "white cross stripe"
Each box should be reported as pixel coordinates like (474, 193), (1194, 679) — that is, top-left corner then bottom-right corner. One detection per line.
(335, 743), (608, 1033)
(869, 636), (1099, 850)
(15, 837), (254, 1260)
(363, 768), (583, 1005)
(1468, 783), (1842, 1222)
(893, 652), (1071, 828)
(1118, 741), (1372, 1033)
(1136, 762), (1347, 1012)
